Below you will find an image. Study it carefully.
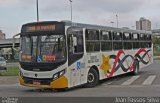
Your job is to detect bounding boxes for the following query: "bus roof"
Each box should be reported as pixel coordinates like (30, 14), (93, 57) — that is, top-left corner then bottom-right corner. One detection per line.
(22, 21), (152, 34)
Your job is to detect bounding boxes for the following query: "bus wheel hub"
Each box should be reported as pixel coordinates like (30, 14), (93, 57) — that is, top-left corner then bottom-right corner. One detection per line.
(88, 73), (95, 83)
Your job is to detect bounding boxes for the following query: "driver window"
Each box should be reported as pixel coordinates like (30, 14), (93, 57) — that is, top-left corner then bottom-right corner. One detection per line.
(67, 27), (84, 65)
(68, 28), (84, 54)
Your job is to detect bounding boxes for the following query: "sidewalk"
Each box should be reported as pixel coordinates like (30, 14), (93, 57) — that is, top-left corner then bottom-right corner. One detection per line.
(0, 76), (18, 85)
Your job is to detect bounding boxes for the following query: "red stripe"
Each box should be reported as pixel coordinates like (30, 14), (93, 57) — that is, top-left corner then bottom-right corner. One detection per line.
(107, 50), (125, 78)
(106, 48), (150, 78)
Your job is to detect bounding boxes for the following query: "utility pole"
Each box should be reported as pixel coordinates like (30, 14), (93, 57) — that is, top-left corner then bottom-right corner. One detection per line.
(116, 14), (118, 28)
(36, 0), (39, 22)
(69, 0), (73, 22)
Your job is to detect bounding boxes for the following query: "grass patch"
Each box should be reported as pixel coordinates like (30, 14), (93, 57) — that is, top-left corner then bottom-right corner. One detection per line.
(0, 67), (19, 76)
(154, 51), (160, 56)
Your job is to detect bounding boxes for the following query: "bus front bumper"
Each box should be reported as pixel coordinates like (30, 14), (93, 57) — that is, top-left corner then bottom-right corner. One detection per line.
(19, 76), (68, 89)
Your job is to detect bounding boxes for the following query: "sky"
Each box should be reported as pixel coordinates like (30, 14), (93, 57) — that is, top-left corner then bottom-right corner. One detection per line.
(0, 0), (160, 38)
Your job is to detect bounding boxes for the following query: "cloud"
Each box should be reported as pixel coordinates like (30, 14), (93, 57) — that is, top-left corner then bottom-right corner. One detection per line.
(36, 0), (146, 25)
(0, 0), (19, 7)
(74, 0), (144, 13)
(1, 0), (160, 38)
(39, 0), (144, 14)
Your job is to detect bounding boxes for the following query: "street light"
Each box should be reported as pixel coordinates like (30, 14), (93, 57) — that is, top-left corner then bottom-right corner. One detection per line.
(36, 0), (39, 22)
(69, 0), (73, 22)
(110, 21), (114, 27)
(116, 14), (118, 28)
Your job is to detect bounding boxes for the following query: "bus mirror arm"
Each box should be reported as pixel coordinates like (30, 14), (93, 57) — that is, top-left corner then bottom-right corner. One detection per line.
(12, 33), (20, 49)
(73, 37), (77, 46)
(72, 36), (78, 54)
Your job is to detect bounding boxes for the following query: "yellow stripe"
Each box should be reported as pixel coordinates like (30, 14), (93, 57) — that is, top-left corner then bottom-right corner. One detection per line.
(50, 76), (68, 88)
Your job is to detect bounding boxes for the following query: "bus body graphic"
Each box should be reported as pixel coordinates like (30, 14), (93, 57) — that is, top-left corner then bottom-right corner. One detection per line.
(101, 49), (151, 78)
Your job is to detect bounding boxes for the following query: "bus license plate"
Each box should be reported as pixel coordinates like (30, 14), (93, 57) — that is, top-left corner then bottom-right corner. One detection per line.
(33, 81), (41, 85)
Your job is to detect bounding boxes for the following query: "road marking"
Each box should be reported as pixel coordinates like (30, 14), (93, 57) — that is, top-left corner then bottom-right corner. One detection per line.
(121, 76), (140, 85)
(0, 83), (19, 87)
(142, 75), (156, 85)
(100, 84), (160, 88)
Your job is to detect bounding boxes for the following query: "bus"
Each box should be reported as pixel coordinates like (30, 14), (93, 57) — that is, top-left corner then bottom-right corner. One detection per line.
(19, 21), (153, 89)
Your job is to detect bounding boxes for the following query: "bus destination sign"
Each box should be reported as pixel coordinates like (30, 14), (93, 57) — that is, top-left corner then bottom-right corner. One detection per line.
(25, 25), (56, 32)
(21, 22), (65, 34)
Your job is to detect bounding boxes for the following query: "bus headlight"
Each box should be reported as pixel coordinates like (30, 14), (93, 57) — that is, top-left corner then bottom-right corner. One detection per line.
(59, 69), (65, 76)
(52, 69), (66, 80)
(53, 74), (59, 80)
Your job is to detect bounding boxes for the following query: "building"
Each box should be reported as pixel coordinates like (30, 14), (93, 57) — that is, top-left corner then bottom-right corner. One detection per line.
(136, 17), (151, 31)
(0, 30), (5, 39)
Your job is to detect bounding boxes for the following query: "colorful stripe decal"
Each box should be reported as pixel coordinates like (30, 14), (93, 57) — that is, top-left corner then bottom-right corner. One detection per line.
(101, 48), (151, 78)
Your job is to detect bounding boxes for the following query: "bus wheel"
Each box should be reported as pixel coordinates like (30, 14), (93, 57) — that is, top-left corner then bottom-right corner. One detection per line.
(132, 60), (139, 75)
(85, 68), (99, 88)
(55, 88), (67, 92)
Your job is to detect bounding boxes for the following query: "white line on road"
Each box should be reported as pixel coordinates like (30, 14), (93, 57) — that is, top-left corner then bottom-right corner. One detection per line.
(100, 84), (160, 88)
(142, 75), (156, 85)
(121, 76), (140, 86)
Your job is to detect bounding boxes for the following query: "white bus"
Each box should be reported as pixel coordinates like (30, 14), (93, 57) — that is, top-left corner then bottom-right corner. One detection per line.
(19, 21), (153, 89)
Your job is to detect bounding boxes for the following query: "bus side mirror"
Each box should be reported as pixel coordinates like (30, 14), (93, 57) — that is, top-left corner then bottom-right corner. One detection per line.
(73, 37), (77, 46)
(72, 36), (78, 53)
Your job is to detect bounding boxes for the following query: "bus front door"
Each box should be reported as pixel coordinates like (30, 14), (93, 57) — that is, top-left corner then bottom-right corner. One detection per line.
(67, 28), (84, 87)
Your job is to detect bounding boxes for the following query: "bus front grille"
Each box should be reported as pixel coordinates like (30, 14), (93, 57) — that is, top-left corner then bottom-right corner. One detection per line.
(23, 77), (53, 85)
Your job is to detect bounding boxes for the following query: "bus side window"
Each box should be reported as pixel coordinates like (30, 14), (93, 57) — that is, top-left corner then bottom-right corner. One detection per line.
(133, 33), (140, 49)
(68, 28), (84, 54)
(72, 35), (83, 53)
(113, 32), (122, 50)
(101, 31), (112, 51)
(67, 28), (84, 66)
(85, 29), (100, 52)
(123, 33), (132, 50)
(146, 34), (152, 48)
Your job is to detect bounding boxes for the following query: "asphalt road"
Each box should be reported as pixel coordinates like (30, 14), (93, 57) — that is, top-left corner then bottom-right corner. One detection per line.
(0, 60), (160, 97)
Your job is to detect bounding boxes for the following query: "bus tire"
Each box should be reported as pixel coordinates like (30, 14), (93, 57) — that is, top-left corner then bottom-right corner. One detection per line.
(55, 88), (67, 92)
(85, 68), (99, 88)
(132, 60), (139, 75)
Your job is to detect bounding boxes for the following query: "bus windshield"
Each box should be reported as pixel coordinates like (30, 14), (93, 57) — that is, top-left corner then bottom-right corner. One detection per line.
(20, 34), (66, 63)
